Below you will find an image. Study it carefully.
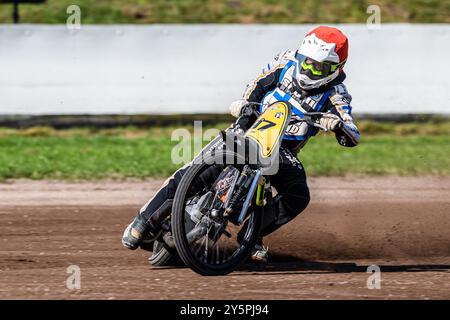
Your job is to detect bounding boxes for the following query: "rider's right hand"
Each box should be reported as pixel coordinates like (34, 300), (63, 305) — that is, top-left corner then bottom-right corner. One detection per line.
(229, 100), (248, 118)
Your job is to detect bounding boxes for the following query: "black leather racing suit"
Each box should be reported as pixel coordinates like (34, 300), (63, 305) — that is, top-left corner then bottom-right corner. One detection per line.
(138, 50), (360, 238)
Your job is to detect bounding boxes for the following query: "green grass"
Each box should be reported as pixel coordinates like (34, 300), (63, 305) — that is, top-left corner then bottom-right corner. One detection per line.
(303, 134), (450, 176)
(0, 124), (448, 180)
(0, 0), (448, 24)
(0, 135), (178, 180)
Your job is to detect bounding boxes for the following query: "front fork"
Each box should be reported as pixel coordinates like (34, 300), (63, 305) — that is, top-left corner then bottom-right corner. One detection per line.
(255, 176), (266, 207)
(236, 169), (266, 225)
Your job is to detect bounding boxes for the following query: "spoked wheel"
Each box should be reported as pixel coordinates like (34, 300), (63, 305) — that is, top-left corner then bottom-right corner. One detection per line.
(172, 151), (263, 276)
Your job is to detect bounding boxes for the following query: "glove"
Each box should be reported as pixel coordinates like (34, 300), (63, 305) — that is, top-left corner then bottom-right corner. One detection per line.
(229, 100), (248, 118)
(319, 113), (342, 131)
(229, 123), (245, 135)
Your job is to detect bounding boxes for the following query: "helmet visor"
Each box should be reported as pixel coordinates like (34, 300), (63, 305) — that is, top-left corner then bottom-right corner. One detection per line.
(296, 52), (343, 79)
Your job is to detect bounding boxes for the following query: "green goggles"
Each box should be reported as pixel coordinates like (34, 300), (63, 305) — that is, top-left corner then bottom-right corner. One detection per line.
(296, 53), (345, 77)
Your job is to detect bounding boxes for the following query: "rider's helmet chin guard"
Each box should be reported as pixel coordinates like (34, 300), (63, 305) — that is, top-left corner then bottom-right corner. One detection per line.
(295, 26), (349, 90)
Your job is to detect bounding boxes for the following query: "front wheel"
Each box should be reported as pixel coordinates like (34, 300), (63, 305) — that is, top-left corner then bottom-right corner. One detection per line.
(172, 151), (263, 276)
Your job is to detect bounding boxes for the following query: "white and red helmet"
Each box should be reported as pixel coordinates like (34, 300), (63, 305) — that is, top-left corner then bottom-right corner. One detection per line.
(295, 26), (349, 90)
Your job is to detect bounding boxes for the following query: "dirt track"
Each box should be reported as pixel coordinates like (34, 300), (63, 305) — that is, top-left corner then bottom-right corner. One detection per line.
(0, 177), (449, 299)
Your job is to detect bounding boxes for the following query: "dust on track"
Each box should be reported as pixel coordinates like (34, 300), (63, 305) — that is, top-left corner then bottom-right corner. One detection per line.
(0, 177), (449, 299)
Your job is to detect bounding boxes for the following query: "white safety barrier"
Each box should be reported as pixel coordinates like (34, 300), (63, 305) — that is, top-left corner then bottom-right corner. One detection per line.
(0, 24), (448, 115)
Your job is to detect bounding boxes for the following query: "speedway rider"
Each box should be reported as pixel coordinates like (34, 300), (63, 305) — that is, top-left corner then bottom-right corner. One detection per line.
(122, 26), (361, 262)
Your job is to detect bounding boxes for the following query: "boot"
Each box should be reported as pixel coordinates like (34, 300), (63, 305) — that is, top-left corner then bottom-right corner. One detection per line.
(122, 213), (160, 250)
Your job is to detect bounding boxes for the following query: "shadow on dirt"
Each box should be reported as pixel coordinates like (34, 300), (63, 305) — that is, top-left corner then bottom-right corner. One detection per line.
(236, 253), (450, 275)
(149, 252), (450, 274)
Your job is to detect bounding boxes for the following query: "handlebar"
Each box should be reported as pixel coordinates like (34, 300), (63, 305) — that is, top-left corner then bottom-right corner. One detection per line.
(239, 102), (342, 132)
(292, 112), (332, 132)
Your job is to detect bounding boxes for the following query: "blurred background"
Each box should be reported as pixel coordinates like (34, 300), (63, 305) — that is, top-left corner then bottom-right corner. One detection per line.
(1, 0), (448, 23)
(0, 0), (449, 180)
(1, 2), (450, 301)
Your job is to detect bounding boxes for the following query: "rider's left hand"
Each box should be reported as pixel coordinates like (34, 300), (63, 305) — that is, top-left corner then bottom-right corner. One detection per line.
(229, 123), (245, 135)
(319, 114), (342, 131)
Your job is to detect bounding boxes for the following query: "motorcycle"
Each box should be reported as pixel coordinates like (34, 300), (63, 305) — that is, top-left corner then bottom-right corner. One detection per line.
(148, 101), (338, 275)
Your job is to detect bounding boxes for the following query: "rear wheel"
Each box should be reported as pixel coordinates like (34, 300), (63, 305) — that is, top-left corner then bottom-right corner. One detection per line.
(172, 151), (262, 276)
(148, 240), (174, 266)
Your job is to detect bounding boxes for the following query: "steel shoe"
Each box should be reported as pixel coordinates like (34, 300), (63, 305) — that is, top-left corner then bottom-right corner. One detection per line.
(251, 242), (269, 263)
